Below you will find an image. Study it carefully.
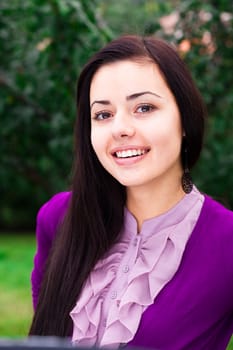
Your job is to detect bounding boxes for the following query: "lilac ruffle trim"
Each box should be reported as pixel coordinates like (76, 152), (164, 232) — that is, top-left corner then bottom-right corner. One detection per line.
(70, 188), (204, 348)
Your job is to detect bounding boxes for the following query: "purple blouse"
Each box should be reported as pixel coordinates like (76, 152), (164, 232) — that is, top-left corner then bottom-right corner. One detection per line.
(70, 188), (204, 347)
(31, 189), (233, 349)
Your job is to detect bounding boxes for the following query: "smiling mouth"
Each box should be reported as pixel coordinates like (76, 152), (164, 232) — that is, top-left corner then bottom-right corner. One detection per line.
(114, 149), (149, 158)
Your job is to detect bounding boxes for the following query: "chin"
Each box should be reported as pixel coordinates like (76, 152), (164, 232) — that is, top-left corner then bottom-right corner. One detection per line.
(116, 177), (145, 187)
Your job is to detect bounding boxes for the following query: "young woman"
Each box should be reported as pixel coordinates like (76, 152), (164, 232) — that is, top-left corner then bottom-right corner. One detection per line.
(29, 35), (233, 349)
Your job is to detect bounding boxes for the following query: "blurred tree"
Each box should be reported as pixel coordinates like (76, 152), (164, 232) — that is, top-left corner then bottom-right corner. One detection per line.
(101, 0), (233, 208)
(98, 0), (172, 35)
(168, 0), (233, 208)
(0, 0), (113, 229)
(0, 0), (232, 230)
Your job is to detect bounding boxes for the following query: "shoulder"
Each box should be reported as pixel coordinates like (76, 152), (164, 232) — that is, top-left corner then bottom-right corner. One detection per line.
(187, 194), (233, 288)
(31, 192), (71, 308)
(201, 194), (233, 232)
(36, 191), (71, 241)
(194, 194), (233, 264)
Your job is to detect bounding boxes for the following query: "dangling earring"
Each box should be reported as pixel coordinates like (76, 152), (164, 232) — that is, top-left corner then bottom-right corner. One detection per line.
(181, 140), (193, 194)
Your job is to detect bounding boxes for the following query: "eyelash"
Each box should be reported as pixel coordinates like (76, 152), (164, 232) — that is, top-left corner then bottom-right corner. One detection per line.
(135, 103), (155, 114)
(93, 111), (112, 121)
(92, 103), (156, 121)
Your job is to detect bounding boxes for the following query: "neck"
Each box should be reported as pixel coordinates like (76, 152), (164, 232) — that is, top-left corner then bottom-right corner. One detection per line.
(126, 178), (185, 232)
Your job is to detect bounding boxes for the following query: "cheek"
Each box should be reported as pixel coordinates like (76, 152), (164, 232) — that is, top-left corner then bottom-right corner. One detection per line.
(161, 116), (182, 144)
(91, 128), (105, 157)
(150, 123), (182, 145)
(149, 120), (182, 157)
(90, 130), (98, 154)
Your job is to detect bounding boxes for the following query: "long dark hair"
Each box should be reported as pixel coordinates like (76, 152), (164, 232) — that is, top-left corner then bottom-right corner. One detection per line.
(29, 35), (205, 336)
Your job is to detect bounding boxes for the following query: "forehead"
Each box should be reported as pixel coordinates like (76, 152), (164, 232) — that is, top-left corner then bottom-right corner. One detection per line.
(90, 59), (171, 100)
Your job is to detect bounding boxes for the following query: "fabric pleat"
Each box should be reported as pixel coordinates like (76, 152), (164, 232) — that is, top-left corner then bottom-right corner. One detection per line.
(70, 187), (204, 348)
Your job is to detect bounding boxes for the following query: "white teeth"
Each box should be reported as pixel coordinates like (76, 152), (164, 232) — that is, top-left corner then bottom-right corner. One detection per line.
(115, 149), (147, 158)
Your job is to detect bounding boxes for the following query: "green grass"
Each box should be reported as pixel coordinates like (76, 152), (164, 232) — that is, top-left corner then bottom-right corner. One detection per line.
(0, 234), (232, 348)
(0, 234), (35, 336)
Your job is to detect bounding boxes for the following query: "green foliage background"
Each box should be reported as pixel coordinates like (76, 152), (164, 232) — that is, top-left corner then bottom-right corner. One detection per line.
(1, 0), (233, 229)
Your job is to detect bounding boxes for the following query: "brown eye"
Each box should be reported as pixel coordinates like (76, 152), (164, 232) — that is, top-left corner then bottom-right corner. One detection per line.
(94, 111), (112, 120)
(136, 104), (155, 113)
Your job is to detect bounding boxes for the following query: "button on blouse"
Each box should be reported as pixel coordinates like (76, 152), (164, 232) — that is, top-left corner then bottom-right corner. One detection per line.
(70, 186), (204, 348)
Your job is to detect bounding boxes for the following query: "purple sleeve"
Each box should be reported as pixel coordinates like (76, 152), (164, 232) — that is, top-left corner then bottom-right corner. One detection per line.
(31, 192), (71, 310)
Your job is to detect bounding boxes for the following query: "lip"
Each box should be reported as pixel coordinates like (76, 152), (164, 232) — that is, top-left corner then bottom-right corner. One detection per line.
(110, 145), (150, 165)
(111, 145), (150, 155)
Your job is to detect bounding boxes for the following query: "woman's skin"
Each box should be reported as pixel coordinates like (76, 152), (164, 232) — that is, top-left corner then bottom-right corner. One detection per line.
(90, 59), (185, 231)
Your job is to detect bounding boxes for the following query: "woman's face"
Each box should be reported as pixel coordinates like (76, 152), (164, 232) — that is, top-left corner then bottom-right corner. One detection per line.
(90, 59), (183, 190)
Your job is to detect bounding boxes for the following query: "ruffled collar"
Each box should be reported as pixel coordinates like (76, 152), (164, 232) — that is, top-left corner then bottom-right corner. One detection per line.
(124, 186), (202, 236)
(70, 187), (204, 348)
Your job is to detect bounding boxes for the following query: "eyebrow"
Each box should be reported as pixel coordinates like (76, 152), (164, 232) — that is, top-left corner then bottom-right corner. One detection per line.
(90, 91), (162, 109)
(126, 91), (162, 101)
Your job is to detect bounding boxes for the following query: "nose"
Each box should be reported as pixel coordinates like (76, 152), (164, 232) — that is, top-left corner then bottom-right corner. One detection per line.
(111, 112), (135, 140)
